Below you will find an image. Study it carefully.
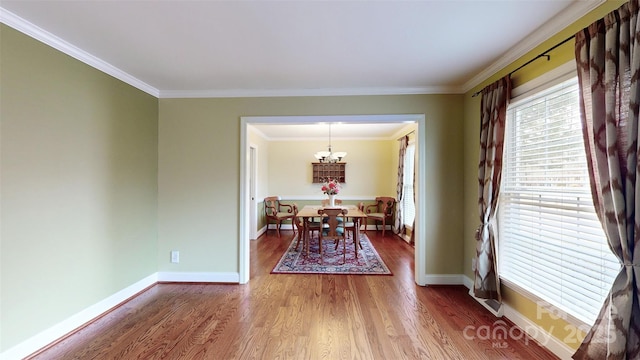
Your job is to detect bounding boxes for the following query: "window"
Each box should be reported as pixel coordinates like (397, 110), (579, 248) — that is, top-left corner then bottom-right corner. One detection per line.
(499, 76), (620, 324)
(402, 142), (416, 227)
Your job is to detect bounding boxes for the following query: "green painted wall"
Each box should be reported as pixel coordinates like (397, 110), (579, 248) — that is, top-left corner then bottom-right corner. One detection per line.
(0, 25), (159, 351)
(462, 0), (628, 350)
(158, 95), (465, 275)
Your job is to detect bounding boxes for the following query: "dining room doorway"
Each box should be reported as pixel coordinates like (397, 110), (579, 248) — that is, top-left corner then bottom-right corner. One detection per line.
(239, 114), (427, 286)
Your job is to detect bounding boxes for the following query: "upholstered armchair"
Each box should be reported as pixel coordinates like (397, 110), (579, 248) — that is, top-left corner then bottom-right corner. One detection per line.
(264, 196), (296, 238)
(364, 197), (396, 237)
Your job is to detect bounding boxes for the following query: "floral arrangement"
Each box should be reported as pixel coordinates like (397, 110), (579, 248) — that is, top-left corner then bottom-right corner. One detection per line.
(321, 178), (341, 195)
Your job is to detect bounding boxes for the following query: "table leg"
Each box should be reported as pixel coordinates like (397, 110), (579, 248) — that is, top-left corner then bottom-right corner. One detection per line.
(354, 218), (359, 259)
(304, 216), (312, 257)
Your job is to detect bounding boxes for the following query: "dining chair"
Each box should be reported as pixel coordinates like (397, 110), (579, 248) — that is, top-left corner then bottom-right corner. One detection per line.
(292, 204), (321, 251)
(364, 196), (396, 237)
(264, 196), (296, 238)
(344, 202), (364, 250)
(317, 207), (348, 263)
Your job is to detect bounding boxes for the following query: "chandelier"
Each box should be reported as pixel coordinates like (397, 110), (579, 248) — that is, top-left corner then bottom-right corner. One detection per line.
(314, 123), (347, 163)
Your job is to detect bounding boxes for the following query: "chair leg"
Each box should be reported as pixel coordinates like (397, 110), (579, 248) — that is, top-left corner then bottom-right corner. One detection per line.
(354, 237), (359, 259)
(343, 237), (346, 264)
(349, 229), (362, 249)
(294, 230), (303, 250)
(381, 220), (385, 237)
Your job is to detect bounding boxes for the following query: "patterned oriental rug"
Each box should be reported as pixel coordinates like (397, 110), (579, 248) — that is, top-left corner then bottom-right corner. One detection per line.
(271, 233), (392, 275)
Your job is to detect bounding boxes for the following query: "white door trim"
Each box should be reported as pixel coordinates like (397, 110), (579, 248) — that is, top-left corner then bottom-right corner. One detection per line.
(239, 114), (427, 286)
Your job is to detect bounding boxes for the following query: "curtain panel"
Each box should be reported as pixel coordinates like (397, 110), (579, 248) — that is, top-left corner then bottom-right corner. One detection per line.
(411, 140), (416, 245)
(573, 1), (640, 358)
(474, 75), (510, 301)
(395, 135), (409, 235)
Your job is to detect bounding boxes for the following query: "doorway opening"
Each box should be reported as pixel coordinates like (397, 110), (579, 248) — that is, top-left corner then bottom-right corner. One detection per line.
(239, 114), (427, 285)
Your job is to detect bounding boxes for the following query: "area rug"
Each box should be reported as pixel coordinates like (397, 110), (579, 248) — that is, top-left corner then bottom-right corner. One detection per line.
(271, 233), (392, 275)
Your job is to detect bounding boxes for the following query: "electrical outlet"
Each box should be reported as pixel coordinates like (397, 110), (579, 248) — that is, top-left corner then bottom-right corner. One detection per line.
(171, 250), (179, 263)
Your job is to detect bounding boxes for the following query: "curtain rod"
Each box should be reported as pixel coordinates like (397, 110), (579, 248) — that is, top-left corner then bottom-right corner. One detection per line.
(471, 34), (576, 98)
(398, 130), (415, 141)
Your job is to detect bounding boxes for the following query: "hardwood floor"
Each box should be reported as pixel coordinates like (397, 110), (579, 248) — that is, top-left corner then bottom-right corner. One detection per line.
(29, 231), (558, 359)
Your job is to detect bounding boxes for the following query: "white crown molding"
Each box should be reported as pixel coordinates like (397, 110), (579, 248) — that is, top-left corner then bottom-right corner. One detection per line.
(2, 1), (605, 100)
(0, 7), (461, 99)
(462, 0), (606, 94)
(0, 7), (160, 98)
(159, 85), (463, 99)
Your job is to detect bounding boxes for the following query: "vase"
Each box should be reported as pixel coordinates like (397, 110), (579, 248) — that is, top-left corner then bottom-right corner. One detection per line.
(328, 194), (336, 207)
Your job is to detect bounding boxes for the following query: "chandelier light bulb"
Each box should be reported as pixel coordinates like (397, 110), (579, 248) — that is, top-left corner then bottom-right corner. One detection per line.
(314, 123), (347, 163)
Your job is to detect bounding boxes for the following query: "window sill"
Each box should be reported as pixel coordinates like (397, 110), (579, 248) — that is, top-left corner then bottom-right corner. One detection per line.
(499, 277), (591, 330)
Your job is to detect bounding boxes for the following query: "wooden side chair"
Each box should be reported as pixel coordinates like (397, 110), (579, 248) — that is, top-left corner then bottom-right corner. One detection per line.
(364, 197), (396, 237)
(317, 207), (348, 263)
(292, 204), (321, 251)
(264, 196), (296, 238)
(338, 202), (364, 251)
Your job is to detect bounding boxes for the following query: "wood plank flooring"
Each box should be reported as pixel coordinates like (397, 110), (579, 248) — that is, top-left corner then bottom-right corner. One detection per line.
(28, 231), (558, 359)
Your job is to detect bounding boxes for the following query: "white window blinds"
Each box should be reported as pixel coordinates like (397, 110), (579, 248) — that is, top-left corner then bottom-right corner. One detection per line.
(499, 77), (620, 324)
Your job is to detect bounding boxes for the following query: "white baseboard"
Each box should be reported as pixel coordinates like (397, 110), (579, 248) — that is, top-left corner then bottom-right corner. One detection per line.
(463, 274), (474, 289)
(266, 223), (295, 230)
(461, 275), (573, 360)
(255, 226), (266, 239)
(0, 271), (240, 360)
(424, 274), (465, 285)
(503, 303), (575, 360)
(0, 273), (158, 360)
(157, 271), (239, 283)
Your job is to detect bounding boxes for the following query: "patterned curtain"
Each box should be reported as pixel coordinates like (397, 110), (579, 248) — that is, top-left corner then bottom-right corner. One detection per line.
(474, 75), (510, 301)
(573, 1), (640, 358)
(395, 135), (409, 235)
(410, 144), (416, 246)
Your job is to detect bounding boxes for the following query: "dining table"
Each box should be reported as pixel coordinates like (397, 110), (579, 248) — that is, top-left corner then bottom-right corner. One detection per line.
(296, 204), (367, 257)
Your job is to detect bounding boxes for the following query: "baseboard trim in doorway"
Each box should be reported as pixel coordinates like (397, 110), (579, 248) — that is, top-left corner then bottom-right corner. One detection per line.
(423, 274), (466, 285)
(157, 271), (240, 283)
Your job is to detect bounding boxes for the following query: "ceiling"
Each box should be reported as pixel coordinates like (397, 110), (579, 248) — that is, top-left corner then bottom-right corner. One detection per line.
(0, 1), (603, 139)
(0, 0), (603, 99)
